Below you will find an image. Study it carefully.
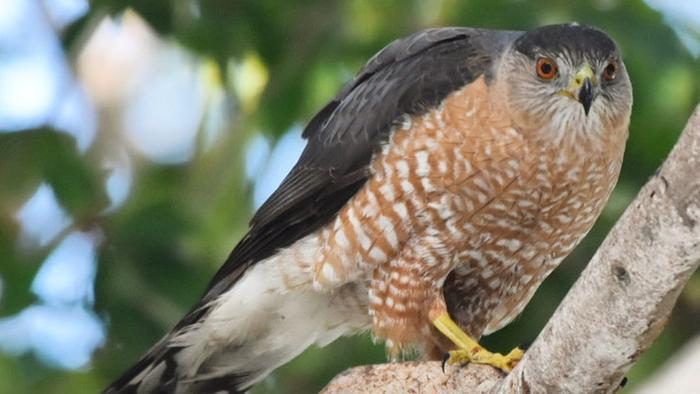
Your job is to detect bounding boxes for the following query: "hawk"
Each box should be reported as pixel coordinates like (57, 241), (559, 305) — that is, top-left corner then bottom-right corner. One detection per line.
(106, 23), (632, 393)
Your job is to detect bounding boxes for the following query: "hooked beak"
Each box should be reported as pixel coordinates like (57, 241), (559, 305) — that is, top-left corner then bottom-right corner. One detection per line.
(578, 77), (594, 116)
(559, 64), (596, 116)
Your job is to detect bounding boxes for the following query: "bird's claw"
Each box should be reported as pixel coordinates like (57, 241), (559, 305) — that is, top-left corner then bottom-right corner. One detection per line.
(441, 352), (450, 373)
(443, 346), (524, 373)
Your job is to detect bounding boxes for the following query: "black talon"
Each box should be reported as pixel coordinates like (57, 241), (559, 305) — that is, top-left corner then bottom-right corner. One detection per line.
(619, 376), (628, 388)
(441, 352), (450, 373)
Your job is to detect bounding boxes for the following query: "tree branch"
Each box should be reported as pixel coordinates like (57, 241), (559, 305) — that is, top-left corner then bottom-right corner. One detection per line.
(322, 104), (700, 394)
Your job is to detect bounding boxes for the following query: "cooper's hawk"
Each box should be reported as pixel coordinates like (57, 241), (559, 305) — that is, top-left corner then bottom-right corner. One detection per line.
(106, 24), (632, 393)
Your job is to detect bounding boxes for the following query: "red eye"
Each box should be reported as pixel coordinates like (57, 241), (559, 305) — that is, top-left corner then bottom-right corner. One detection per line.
(603, 61), (618, 81)
(536, 58), (558, 79)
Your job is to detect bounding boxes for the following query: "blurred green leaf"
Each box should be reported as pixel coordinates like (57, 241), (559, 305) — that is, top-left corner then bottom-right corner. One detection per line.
(0, 129), (109, 220)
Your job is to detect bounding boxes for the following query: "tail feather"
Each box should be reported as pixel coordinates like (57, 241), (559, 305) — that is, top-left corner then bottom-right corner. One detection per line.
(105, 254), (369, 393)
(104, 337), (256, 394)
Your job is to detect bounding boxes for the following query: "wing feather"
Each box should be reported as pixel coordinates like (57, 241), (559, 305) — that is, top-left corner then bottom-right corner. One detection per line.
(206, 27), (501, 291)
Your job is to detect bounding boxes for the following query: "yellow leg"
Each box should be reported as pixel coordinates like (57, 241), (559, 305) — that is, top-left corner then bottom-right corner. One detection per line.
(432, 313), (524, 372)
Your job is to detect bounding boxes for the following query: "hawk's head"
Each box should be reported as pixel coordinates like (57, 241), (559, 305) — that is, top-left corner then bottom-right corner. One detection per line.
(497, 24), (632, 145)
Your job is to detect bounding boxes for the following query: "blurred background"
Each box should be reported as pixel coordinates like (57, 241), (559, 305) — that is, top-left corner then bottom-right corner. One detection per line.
(0, 0), (698, 393)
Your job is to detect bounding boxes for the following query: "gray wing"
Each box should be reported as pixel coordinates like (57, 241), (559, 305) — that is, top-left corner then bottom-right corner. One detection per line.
(105, 27), (520, 394)
(205, 27), (518, 293)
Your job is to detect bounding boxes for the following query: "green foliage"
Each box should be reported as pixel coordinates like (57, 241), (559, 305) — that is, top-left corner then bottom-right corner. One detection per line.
(0, 130), (109, 218)
(1, 1), (699, 393)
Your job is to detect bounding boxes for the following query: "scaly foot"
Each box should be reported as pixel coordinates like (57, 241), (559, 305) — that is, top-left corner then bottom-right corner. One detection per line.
(432, 312), (524, 372)
(444, 345), (524, 372)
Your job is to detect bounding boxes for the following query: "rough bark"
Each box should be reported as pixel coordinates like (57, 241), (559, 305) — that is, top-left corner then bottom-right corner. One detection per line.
(320, 362), (503, 394)
(322, 104), (700, 394)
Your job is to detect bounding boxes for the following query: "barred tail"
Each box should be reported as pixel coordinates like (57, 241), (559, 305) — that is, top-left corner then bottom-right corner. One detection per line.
(103, 338), (253, 393)
(104, 260), (366, 393)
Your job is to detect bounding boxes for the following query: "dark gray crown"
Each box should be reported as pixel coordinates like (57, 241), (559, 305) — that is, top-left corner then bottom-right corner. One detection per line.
(514, 24), (618, 60)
